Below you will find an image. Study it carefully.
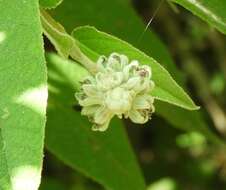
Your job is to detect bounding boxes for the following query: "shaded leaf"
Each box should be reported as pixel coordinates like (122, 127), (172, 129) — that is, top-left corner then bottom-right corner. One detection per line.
(172, 0), (226, 35)
(155, 102), (223, 145)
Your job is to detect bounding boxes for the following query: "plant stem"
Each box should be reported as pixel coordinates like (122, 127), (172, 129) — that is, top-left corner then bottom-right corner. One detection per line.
(69, 42), (98, 74)
(40, 9), (97, 74)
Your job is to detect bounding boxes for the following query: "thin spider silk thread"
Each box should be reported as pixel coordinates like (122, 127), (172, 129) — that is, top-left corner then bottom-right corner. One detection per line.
(138, 0), (165, 43)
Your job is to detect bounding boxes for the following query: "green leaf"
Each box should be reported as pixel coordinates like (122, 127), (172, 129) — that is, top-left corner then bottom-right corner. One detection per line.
(49, 0), (219, 143)
(147, 177), (178, 190)
(39, 0), (63, 9)
(155, 102), (223, 145)
(0, 1), (47, 189)
(72, 26), (198, 110)
(40, 9), (74, 58)
(40, 10), (97, 74)
(46, 53), (146, 190)
(51, 0), (184, 83)
(171, 0), (226, 35)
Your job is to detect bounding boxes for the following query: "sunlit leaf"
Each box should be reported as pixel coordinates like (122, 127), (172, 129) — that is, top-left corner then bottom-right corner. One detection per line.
(51, 0), (184, 83)
(0, 0), (47, 189)
(72, 26), (198, 110)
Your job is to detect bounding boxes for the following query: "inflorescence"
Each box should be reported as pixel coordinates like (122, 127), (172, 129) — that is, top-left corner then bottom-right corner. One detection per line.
(75, 53), (155, 131)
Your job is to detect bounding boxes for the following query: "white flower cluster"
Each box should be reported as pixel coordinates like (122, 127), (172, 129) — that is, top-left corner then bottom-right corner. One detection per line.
(75, 53), (155, 131)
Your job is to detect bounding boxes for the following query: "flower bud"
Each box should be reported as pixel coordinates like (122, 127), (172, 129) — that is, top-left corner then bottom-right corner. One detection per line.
(75, 53), (155, 131)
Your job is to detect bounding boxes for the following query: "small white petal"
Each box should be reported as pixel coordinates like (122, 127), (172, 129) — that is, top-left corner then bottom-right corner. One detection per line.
(133, 95), (151, 110)
(79, 97), (103, 106)
(94, 106), (112, 125)
(96, 72), (123, 90)
(97, 55), (107, 72)
(124, 77), (140, 90)
(82, 84), (99, 96)
(75, 92), (85, 101)
(81, 105), (99, 115)
(105, 87), (132, 114)
(134, 79), (150, 94)
(111, 72), (124, 86)
(108, 53), (121, 70)
(117, 54), (129, 68)
(128, 109), (148, 124)
(130, 60), (139, 67)
(122, 60), (138, 79)
(92, 117), (112, 131)
(82, 76), (96, 84)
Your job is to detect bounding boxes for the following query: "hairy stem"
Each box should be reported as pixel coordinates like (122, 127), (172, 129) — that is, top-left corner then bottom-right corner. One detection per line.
(40, 9), (97, 74)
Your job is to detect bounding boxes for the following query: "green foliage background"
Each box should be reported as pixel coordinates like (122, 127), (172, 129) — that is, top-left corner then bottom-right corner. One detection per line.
(0, 0), (226, 190)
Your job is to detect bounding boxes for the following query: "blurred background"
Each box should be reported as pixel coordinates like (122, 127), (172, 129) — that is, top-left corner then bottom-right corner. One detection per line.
(40, 0), (226, 189)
